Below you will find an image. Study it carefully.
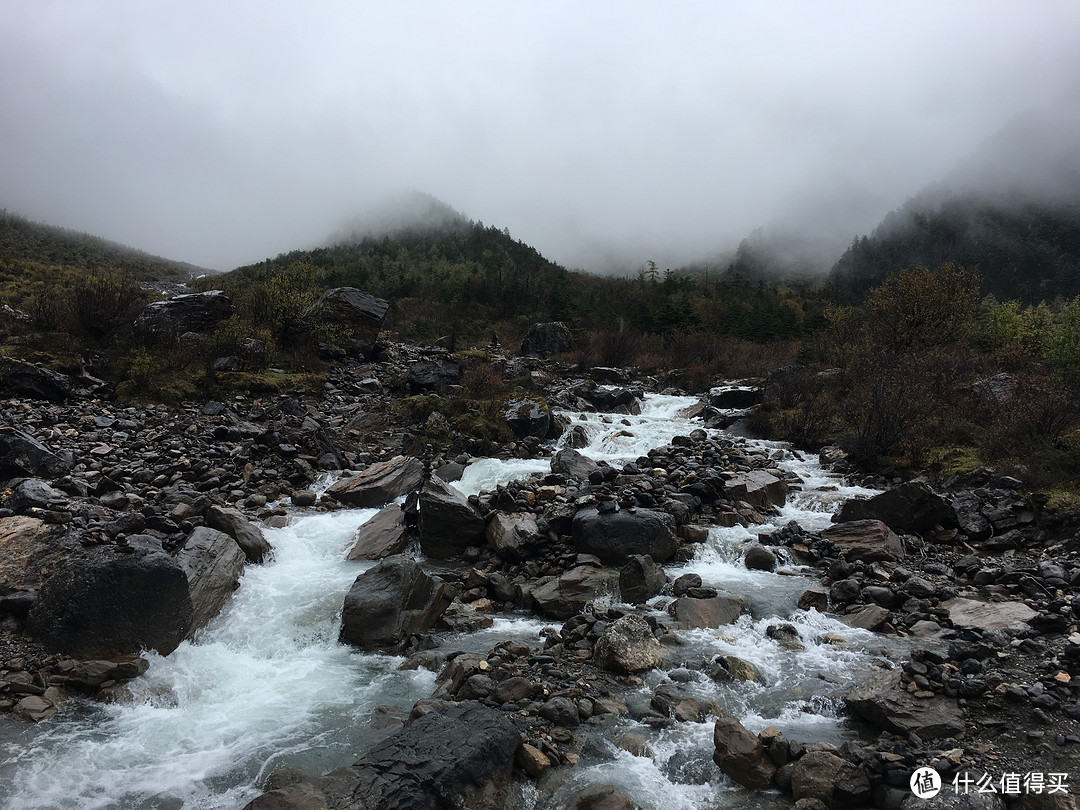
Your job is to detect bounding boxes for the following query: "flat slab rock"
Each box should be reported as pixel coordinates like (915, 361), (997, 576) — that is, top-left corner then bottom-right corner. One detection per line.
(940, 597), (1037, 630)
(845, 669), (964, 740)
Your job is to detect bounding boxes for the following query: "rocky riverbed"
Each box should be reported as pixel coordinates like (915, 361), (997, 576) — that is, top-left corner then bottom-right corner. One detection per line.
(1, 347), (1079, 808)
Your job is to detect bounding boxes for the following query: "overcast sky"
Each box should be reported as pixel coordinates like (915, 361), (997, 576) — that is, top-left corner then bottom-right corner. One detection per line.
(2, 1), (1079, 273)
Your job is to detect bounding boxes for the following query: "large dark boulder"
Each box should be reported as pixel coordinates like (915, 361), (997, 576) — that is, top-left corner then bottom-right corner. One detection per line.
(406, 360), (462, 394)
(0, 427), (70, 479)
(2, 479), (66, 512)
(26, 548), (194, 657)
(618, 554), (666, 604)
(790, 750), (872, 808)
(347, 504), (412, 561)
(551, 448), (599, 480)
(0, 359), (72, 402)
(712, 717), (776, 791)
(572, 508), (678, 565)
(419, 476), (486, 559)
(311, 287), (388, 353)
(531, 565), (619, 619)
(340, 555), (452, 650)
(175, 526), (246, 632)
(520, 322), (571, 357)
(134, 290), (233, 333)
(243, 701), (521, 810)
(205, 505), (272, 563)
(325, 455), (424, 507)
(834, 481), (954, 535)
(708, 384), (763, 409)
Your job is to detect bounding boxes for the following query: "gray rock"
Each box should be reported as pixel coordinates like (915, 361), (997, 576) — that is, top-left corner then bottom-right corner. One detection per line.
(551, 448), (599, 479)
(3, 479), (66, 512)
(486, 512), (541, 562)
(821, 519), (905, 563)
(205, 505), (272, 563)
(593, 614), (663, 674)
(940, 597), (1037, 630)
(835, 481), (954, 535)
(346, 504), (412, 561)
(311, 287), (388, 353)
(572, 507), (678, 565)
(619, 554), (666, 605)
(531, 565), (619, 619)
(744, 545), (777, 571)
(845, 669), (964, 739)
(671, 591), (747, 629)
(340, 554), (452, 650)
(0, 359), (72, 402)
(503, 397), (551, 439)
(419, 475), (486, 558)
(722, 469), (788, 509)
(325, 455), (424, 507)
(569, 783), (636, 810)
(405, 359), (462, 393)
(0, 427), (70, 478)
(175, 527), (246, 632)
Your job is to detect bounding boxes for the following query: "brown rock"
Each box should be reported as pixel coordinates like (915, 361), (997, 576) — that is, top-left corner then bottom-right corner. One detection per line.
(517, 743), (551, 779)
(821, 520), (905, 563)
(325, 456), (423, 507)
(346, 504), (411, 561)
(671, 591), (747, 629)
(712, 717), (776, 791)
(790, 750), (871, 809)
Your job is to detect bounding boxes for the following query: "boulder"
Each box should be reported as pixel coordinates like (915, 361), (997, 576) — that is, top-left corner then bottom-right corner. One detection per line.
(134, 290), (233, 333)
(671, 591), (748, 629)
(175, 526), (246, 633)
(243, 701), (521, 810)
(593, 614), (663, 674)
(503, 397), (551, 439)
(844, 669), (964, 739)
(940, 597), (1037, 630)
(572, 508), (678, 565)
(2, 479), (66, 512)
(951, 492), (992, 541)
(346, 504), (412, 561)
(721, 469), (787, 509)
(570, 783), (636, 810)
(520, 321), (571, 357)
(762, 365), (806, 403)
(708, 385), (763, 409)
(405, 359), (462, 394)
(551, 448), (599, 480)
(821, 519), (905, 563)
(325, 455), (424, 507)
(712, 717), (776, 791)
(790, 750), (872, 809)
(486, 512), (542, 562)
(205, 505), (272, 563)
(744, 545), (777, 571)
(834, 481), (954, 535)
(26, 548), (194, 657)
(0, 427), (70, 478)
(0, 516), (52, 587)
(340, 554), (452, 650)
(619, 554), (666, 605)
(419, 475), (486, 558)
(311, 287), (388, 352)
(531, 565), (619, 620)
(0, 358), (72, 402)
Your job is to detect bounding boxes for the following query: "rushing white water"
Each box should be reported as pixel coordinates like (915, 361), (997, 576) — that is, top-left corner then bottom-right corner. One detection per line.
(0, 392), (891, 810)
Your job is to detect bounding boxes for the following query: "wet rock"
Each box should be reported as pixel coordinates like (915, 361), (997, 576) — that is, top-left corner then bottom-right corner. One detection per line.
(835, 481), (953, 535)
(619, 554), (666, 605)
(244, 701), (520, 810)
(134, 290), (233, 333)
(0, 427), (71, 478)
(517, 743), (551, 779)
(539, 696), (580, 726)
(340, 554), (452, 651)
(845, 669), (964, 739)
(551, 448), (599, 479)
(531, 566), (619, 620)
(176, 526), (246, 633)
(311, 287), (388, 353)
(520, 322), (571, 357)
(346, 504), (411, 561)
(26, 548), (194, 657)
(572, 507), (678, 565)
(503, 397), (551, 439)
(13, 694), (56, 722)
(712, 716), (776, 790)
(672, 572), (702, 596)
(798, 588), (829, 612)
(324, 455), (424, 507)
(790, 750), (872, 809)
(569, 783), (636, 810)
(840, 604), (891, 631)
(671, 591), (747, 629)
(419, 475), (486, 558)
(744, 544), (777, 571)
(486, 512), (542, 562)
(708, 385), (762, 409)
(205, 505), (272, 563)
(593, 614), (663, 674)
(821, 519), (905, 563)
